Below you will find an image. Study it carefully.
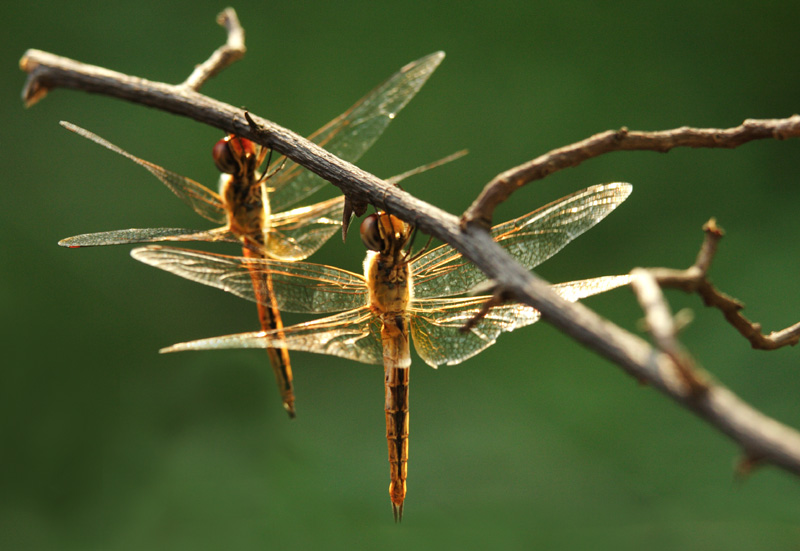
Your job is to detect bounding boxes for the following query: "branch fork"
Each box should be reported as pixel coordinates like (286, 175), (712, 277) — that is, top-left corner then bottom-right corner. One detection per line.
(645, 219), (800, 351)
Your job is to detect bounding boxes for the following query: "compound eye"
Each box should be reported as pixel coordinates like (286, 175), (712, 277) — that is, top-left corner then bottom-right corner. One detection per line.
(212, 137), (238, 174)
(360, 214), (383, 252)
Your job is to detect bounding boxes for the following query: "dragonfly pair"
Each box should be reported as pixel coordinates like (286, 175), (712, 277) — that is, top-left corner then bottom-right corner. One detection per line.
(60, 52), (632, 521)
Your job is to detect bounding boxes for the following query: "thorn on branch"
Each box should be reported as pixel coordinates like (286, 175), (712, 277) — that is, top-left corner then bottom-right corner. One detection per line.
(341, 196), (369, 241)
(735, 452), (764, 480)
(243, 111), (260, 133)
(242, 111), (276, 146)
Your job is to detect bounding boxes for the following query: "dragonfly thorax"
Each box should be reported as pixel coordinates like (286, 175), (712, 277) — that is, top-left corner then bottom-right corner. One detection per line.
(362, 213), (413, 313)
(219, 173), (272, 248)
(215, 135), (273, 250)
(364, 250), (412, 310)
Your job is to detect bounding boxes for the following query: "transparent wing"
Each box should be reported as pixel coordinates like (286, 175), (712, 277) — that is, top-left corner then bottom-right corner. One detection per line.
(61, 122), (226, 224)
(410, 274), (631, 367)
(130, 246), (368, 313)
(265, 149), (466, 260)
(412, 183), (632, 298)
(384, 149), (468, 186)
(161, 307), (384, 366)
(410, 297), (542, 368)
(268, 52), (445, 211)
(549, 274), (632, 302)
(267, 197), (344, 261)
(58, 227), (237, 248)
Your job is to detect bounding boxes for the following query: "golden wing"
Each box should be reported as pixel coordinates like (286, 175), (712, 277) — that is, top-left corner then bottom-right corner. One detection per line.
(410, 275), (632, 367)
(130, 246), (368, 314)
(266, 197), (345, 261)
(60, 122), (226, 224)
(411, 183), (632, 299)
(267, 52), (445, 211)
(58, 227), (238, 248)
(161, 307), (384, 366)
(410, 297), (542, 367)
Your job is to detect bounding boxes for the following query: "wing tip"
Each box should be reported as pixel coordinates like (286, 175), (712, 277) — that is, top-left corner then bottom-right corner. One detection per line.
(57, 238), (79, 248)
(406, 51), (445, 73)
(606, 181), (633, 198)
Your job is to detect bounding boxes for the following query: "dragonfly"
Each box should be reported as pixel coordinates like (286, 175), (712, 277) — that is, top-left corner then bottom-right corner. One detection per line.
(58, 52), (448, 418)
(129, 182), (632, 521)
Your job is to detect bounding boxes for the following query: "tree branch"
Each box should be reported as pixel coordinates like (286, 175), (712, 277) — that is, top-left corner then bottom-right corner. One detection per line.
(180, 7), (245, 91)
(630, 268), (709, 396)
(648, 219), (800, 350)
(461, 117), (800, 229)
(19, 9), (800, 480)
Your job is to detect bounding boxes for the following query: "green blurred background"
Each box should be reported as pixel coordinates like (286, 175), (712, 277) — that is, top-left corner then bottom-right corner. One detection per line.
(4, 1), (800, 549)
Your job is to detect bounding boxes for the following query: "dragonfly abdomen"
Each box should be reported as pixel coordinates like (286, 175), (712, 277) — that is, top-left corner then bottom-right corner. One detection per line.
(243, 246), (295, 418)
(382, 314), (411, 522)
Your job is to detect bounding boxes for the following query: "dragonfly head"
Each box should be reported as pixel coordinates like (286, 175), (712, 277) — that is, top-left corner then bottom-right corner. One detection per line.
(212, 135), (261, 176)
(360, 213), (412, 259)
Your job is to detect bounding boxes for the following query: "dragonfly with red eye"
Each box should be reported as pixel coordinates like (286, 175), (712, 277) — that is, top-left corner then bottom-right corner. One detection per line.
(58, 52), (453, 418)
(129, 182), (633, 521)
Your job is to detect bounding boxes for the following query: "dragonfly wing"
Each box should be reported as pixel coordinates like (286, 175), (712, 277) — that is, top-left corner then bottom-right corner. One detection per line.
(267, 197), (344, 261)
(268, 52), (445, 212)
(61, 122), (226, 224)
(410, 297), (542, 368)
(384, 149), (468, 186)
(410, 274), (631, 367)
(266, 151), (465, 260)
(161, 307), (384, 365)
(58, 227), (237, 248)
(549, 274), (632, 302)
(412, 183), (632, 298)
(130, 246), (368, 313)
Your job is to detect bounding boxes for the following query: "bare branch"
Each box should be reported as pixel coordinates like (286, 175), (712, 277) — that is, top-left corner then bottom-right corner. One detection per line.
(648, 219), (800, 350)
(20, 8), (246, 107)
(18, 14), (800, 479)
(460, 283), (511, 333)
(630, 268), (709, 396)
(461, 117), (800, 229)
(181, 8), (246, 91)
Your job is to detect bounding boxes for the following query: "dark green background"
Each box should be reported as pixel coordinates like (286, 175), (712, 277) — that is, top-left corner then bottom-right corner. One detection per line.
(4, 1), (800, 549)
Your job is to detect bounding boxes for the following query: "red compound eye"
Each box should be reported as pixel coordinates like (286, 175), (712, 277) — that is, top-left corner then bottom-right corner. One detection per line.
(212, 136), (238, 174)
(212, 136), (257, 174)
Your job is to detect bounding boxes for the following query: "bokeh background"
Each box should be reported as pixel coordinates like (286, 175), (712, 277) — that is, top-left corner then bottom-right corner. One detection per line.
(4, 1), (800, 549)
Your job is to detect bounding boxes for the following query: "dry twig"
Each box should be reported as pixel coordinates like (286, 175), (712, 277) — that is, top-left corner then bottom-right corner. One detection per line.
(649, 219), (800, 350)
(630, 268), (709, 396)
(181, 8), (245, 91)
(460, 282), (512, 334)
(461, 118), (800, 229)
(19, 8), (800, 480)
